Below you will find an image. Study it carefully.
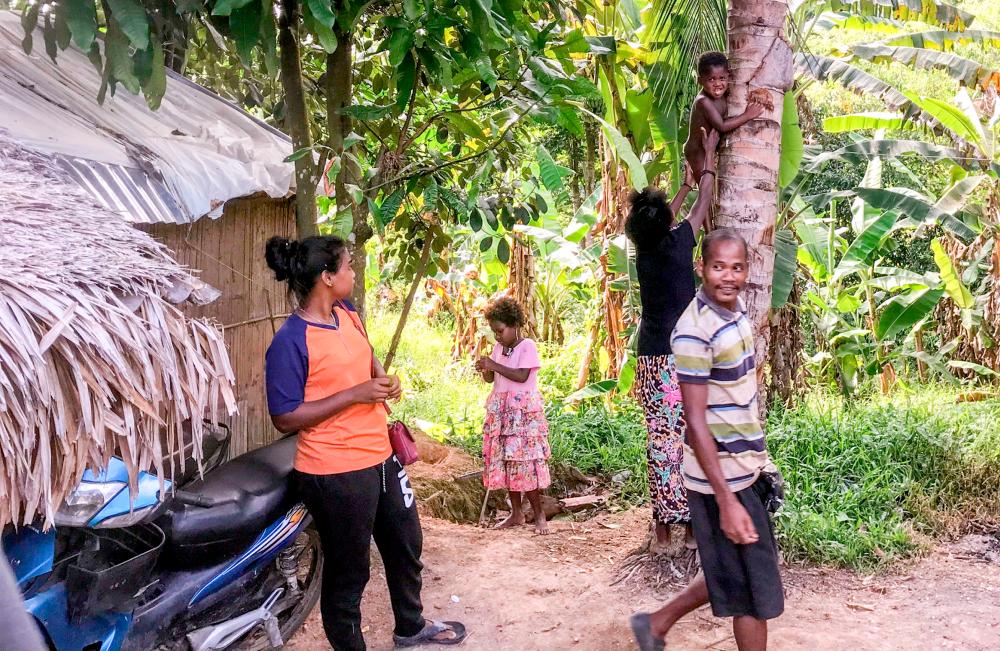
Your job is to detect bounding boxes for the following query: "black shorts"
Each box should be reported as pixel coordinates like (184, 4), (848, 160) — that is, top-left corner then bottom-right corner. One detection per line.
(688, 477), (785, 620)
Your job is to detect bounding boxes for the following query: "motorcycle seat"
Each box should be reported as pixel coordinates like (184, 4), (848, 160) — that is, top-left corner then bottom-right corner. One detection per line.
(158, 435), (299, 561)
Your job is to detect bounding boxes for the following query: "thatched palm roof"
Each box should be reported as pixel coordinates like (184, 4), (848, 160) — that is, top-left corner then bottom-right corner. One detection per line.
(0, 132), (236, 526)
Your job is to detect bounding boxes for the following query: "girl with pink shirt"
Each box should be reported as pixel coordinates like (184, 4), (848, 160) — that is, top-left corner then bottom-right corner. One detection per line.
(475, 297), (552, 534)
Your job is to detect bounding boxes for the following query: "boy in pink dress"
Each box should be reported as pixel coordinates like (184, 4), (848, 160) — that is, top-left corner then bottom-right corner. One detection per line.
(475, 296), (552, 535)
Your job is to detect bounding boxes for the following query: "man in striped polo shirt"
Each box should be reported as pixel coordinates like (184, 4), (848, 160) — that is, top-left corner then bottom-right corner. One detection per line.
(631, 229), (783, 651)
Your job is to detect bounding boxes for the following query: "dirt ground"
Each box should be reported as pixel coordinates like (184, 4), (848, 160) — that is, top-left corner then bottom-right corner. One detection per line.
(287, 507), (1000, 650)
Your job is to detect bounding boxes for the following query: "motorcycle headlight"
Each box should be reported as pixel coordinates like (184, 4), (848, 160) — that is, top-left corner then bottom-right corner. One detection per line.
(54, 482), (126, 527)
(93, 504), (156, 528)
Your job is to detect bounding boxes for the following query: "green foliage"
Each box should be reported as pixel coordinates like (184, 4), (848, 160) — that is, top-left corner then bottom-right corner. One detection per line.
(581, 108), (649, 189)
(771, 229), (799, 308)
(769, 388), (1000, 570)
(779, 91), (805, 188)
(850, 44), (999, 91)
(646, 0), (728, 113)
(372, 308), (1000, 571)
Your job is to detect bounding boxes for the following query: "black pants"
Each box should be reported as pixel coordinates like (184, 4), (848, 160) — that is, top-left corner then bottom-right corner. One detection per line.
(293, 456), (425, 650)
(688, 478), (784, 620)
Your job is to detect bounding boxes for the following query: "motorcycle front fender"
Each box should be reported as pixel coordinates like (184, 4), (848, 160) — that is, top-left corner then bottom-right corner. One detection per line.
(2, 525), (55, 589)
(25, 583), (131, 651)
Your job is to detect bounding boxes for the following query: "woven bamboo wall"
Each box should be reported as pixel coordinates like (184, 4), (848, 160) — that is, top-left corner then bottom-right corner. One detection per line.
(142, 195), (296, 457)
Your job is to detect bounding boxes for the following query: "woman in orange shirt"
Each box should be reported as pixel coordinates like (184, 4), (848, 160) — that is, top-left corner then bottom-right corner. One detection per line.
(264, 235), (466, 650)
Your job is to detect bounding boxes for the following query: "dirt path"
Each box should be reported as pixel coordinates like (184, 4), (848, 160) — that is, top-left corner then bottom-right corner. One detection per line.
(288, 509), (1000, 650)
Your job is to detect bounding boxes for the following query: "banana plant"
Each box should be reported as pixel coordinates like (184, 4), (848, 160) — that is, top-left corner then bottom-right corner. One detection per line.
(795, 144), (982, 393)
(795, 0), (1000, 177)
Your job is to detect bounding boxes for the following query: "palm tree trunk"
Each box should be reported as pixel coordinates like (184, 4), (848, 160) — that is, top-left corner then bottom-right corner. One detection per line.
(716, 0), (794, 406)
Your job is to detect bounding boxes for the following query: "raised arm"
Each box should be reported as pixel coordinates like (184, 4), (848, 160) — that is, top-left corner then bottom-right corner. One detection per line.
(697, 96), (763, 135)
(685, 129), (720, 234)
(669, 166), (695, 217)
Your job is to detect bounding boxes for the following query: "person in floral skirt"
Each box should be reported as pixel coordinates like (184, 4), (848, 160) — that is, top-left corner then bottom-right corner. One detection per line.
(627, 127), (719, 551)
(475, 296), (552, 535)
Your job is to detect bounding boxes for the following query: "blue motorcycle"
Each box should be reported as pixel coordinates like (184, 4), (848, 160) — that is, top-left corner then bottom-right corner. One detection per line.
(3, 426), (323, 650)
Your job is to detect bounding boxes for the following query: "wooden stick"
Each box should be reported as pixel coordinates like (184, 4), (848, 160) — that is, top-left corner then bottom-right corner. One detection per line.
(478, 487), (492, 526)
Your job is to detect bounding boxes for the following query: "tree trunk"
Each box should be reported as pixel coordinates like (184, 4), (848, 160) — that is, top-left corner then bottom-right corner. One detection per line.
(278, 0), (317, 236)
(596, 159), (632, 378)
(508, 236), (539, 339)
(593, 58), (637, 379)
(584, 118), (597, 197)
(383, 233), (434, 370)
(716, 0), (794, 408)
(766, 279), (802, 407)
(577, 315), (601, 390)
(569, 137), (582, 211)
(325, 32), (373, 318)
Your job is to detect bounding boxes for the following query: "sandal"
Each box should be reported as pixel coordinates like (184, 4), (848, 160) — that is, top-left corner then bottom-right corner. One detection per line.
(629, 613), (665, 651)
(394, 620), (467, 647)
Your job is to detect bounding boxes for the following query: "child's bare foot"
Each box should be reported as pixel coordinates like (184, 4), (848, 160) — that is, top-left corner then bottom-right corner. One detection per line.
(533, 514), (549, 535)
(494, 512), (525, 529)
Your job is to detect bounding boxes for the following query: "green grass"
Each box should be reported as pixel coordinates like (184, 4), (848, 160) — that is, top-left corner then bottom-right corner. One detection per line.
(372, 306), (1000, 571)
(367, 307), (650, 501)
(367, 308), (489, 443)
(768, 388), (1000, 570)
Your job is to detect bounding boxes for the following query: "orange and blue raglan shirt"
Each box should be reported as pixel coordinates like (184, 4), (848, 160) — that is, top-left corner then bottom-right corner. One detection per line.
(265, 301), (391, 475)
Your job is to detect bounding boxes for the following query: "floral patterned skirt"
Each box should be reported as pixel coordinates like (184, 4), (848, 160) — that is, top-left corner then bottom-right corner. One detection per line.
(482, 390), (551, 492)
(636, 354), (690, 524)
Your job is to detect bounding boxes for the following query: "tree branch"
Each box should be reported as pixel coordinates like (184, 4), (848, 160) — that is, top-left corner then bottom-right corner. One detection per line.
(366, 96), (545, 194)
(396, 58), (422, 155)
(398, 63), (531, 151)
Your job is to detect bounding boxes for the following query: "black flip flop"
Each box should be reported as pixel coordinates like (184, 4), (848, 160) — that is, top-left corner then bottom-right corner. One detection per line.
(394, 620), (468, 647)
(629, 613), (665, 651)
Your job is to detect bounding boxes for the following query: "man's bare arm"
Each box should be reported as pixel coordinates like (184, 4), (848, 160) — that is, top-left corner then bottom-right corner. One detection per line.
(679, 381), (759, 545)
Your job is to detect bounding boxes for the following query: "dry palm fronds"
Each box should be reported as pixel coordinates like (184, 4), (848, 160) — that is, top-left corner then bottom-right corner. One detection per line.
(935, 227), (1000, 375)
(0, 132), (236, 527)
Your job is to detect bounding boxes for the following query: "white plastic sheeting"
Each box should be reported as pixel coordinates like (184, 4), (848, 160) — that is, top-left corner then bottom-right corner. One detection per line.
(0, 11), (296, 224)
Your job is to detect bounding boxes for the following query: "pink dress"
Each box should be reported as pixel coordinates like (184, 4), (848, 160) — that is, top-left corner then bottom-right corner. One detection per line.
(482, 338), (551, 491)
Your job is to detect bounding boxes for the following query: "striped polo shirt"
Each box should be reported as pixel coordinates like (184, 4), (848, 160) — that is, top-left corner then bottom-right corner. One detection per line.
(670, 289), (775, 494)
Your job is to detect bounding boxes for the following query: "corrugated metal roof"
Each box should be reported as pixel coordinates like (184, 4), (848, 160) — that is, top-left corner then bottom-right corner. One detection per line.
(0, 10), (297, 225)
(54, 155), (183, 224)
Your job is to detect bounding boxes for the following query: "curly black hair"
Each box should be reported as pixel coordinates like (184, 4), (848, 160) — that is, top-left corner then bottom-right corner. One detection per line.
(625, 187), (673, 250)
(264, 235), (347, 302)
(484, 296), (526, 328)
(697, 51), (730, 77)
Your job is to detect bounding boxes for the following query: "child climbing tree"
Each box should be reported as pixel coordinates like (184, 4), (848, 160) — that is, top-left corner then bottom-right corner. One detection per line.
(714, 0), (795, 408)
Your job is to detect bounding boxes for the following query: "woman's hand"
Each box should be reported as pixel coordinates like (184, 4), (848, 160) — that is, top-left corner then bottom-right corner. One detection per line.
(685, 164), (697, 188)
(386, 374), (402, 400)
(474, 356), (494, 373)
(352, 377), (393, 404)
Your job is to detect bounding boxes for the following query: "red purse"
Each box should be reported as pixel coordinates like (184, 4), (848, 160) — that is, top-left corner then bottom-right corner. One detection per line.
(388, 419), (420, 466)
(337, 301), (420, 466)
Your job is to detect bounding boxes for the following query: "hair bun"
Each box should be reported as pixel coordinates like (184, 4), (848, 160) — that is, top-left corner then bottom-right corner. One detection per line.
(630, 187), (669, 220)
(265, 236), (297, 281)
